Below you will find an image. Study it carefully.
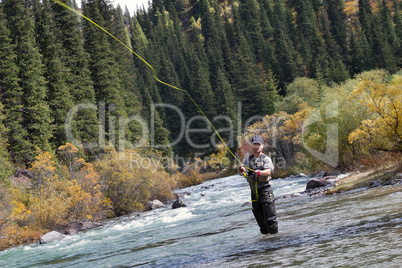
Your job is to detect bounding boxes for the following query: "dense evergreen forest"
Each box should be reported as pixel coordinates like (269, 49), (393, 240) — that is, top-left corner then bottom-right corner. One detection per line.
(0, 0), (401, 170)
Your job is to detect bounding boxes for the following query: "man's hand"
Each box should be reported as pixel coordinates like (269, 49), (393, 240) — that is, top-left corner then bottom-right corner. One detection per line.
(238, 166), (246, 173)
(238, 166), (246, 177)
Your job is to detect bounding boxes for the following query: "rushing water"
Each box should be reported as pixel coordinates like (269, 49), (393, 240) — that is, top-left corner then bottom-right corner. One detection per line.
(1, 175), (401, 267)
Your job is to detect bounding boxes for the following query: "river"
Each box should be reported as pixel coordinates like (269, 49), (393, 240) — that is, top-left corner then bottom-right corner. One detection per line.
(1, 175), (401, 267)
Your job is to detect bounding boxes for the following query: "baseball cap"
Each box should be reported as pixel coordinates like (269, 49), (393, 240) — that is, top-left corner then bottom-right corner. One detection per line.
(250, 135), (263, 144)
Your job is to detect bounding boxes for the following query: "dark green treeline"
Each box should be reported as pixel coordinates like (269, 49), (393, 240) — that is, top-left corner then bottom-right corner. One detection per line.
(0, 0), (401, 172)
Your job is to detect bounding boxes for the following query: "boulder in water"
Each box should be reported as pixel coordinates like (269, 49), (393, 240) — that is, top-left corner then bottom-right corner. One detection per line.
(146, 200), (165, 210)
(306, 178), (330, 190)
(40, 231), (66, 244)
(172, 197), (187, 209)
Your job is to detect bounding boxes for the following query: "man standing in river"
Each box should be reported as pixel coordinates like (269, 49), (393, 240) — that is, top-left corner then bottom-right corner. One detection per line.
(238, 135), (278, 235)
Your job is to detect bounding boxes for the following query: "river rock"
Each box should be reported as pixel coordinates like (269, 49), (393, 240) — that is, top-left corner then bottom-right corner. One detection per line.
(241, 202), (251, 207)
(315, 171), (327, 178)
(306, 178), (330, 190)
(146, 200), (165, 210)
(172, 197), (187, 209)
(369, 180), (382, 188)
(63, 227), (78, 235)
(40, 231), (66, 244)
(55, 220), (104, 235)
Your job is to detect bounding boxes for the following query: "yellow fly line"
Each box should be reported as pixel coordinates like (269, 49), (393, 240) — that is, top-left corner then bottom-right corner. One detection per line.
(51, 0), (254, 173)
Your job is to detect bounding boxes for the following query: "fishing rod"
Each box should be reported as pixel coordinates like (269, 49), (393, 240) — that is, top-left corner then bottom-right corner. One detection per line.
(51, 0), (255, 176)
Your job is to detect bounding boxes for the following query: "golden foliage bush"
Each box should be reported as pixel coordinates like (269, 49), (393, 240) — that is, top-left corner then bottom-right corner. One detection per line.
(0, 184), (13, 238)
(178, 160), (204, 187)
(349, 71), (402, 152)
(28, 149), (56, 185)
(58, 143), (85, 180)
(96, 149), (154, 215)
(28, 149), (106, 228)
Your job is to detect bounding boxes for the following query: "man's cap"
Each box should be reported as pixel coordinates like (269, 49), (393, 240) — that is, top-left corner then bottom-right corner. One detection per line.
(250, 135), (264, 144)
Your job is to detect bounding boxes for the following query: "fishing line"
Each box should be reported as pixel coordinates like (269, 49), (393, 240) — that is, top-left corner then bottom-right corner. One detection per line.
(51, 0), (254, 173)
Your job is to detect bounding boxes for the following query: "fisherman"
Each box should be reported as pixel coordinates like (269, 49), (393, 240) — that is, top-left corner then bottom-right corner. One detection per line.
(238, 135), (278, 235)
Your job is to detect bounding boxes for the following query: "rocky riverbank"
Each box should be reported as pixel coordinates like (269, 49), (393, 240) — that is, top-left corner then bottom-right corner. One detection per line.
(278, 164), (402, 200)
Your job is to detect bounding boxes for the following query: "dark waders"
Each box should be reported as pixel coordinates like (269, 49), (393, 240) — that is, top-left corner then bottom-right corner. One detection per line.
(251, 184), (278, 234)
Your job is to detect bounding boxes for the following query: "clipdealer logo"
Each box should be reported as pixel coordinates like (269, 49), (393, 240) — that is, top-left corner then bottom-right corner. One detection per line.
(302, 101), (339, 167)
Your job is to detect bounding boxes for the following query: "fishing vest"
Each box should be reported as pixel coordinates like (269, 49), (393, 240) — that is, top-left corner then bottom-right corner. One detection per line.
(243, 153), (274, 187)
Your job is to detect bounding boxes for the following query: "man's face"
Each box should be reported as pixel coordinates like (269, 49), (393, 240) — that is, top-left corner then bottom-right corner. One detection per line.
(252, 142), (264, 153)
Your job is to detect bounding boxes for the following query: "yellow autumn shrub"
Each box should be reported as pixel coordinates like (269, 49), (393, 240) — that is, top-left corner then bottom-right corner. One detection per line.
(96, 149), (153, 215)
(28, 148), (106, 228)
(58, 143), (86, 180)
(28, 149), (56, 185)
(177, 159), (204, 187)
(348, 71), (402, 152)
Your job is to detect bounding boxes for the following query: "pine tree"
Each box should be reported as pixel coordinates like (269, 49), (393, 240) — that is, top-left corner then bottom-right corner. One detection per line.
(393, 0), (402, 43)
(358, 0), (375, 41)
(198, 0), (218, 45)
(51, 0), (98, 149)
(272, 0), (302, 86)
(325, 0), (348, 55)
(0, 5), (28, 166)
(153, 45), (184, 154)
(393, 0), (402, 66)
(215, 68), (235, 119)
(369, 3), (398, 73)
(0, 101), (13, 185)
(348, 29), (364, 75)
(130, 16), (162, 105)
(295, 0), (328, 78)
(348, 24), (374, 74)
(33, 0), (74, 147)
(231, 31), (264, 121)
(318, 8), (348, 83)
(3, 0), (53, 162)
(260, 0), (275, 28)
(185, 50), (216, 154)
(358, 0), (379, 68)
(128, 13), (171, 155)
(275, 27), (302, 86)
(83, 0), (126, 148)
(378, 0), (399, 71)
(261, 69), (280, 115)
(110, 5), (144, 144)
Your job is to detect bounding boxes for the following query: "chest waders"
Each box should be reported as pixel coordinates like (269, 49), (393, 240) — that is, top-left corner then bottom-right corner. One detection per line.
(244, 155), (278, 235)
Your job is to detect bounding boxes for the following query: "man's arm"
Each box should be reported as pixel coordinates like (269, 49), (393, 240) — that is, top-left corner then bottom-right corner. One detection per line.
(261, 156), (274, 176)
(259, 169), (271, 176)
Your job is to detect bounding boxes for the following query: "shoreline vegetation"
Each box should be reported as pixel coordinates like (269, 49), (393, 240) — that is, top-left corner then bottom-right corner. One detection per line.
(1, 158), (401, 251)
